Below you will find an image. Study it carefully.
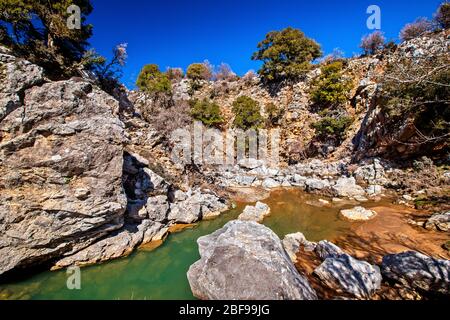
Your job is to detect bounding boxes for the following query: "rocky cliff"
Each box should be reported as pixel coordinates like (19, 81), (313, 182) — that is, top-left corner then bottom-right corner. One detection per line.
(0, 48), (228, 277)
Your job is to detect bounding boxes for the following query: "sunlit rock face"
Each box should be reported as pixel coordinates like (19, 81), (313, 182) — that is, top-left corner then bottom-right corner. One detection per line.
(0, 56), (127, 275)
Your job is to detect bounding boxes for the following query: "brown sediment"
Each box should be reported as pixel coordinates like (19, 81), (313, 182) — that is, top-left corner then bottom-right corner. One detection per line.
(138, 240), (164, 252)
(168, 223), (197, 234)
(334, 206), (449, 264)
(292, 201), (449, 300)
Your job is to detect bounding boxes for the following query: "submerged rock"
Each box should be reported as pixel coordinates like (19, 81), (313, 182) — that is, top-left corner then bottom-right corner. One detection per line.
(187, 220), (318, 300)
(340, 207), (377, 221)
(238, 202), (271, 223)
(381, 251), (450, 296)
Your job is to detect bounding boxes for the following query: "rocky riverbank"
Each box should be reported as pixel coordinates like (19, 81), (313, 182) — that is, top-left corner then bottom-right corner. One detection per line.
(188, 216), (450, 300)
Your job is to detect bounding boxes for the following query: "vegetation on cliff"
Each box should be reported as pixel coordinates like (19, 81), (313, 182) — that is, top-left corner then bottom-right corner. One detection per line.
(190, 99), (224, 128)
(136, 64), (172, 107)
(251, 27), (322, 83)
(0, 0), (94, 77)
(310, 61), (353, 108)
(232, 96), (264, 130)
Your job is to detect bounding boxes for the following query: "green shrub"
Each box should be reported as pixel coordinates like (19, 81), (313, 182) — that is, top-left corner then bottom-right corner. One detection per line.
(136, 64), (172, 95)
(252, 27), (322, 83)
(232, 96), (263, 130)
(190, 99), (223, 128)
(312, 116), (353, 141)
(265, 102), (284, 126)
(186, 63), (212, 81)
(310, 61), (352, 107)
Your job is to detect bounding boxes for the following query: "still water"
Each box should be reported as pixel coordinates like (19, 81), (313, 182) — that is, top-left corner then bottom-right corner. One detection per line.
(0, 189), (357, 300)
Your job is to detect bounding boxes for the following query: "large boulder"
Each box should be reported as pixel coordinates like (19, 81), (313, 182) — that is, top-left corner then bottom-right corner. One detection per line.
(353, 159), (387, 185)
(145, 195), (170, 222)
(0, 79), (127, 276)
(314, 254), (382, 299)
(305, 178), (330, 191)
(187, 220), (318, 300)
(381, 251), (450, 296)
(262, 178), (281, 189)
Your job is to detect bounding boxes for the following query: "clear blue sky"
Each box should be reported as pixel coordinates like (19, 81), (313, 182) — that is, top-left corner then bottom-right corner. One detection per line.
(87, 0), (443, 88)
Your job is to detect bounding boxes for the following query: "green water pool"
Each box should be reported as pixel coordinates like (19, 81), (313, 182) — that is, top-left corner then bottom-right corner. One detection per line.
(0, 189), (355, 300)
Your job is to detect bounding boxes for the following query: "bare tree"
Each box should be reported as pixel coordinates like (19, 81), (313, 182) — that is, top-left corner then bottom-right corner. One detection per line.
(379, 44), (450, 148)
(214, 63), (238, 81)
(399, 18), (433, 42)
(360, 31), (386, 55)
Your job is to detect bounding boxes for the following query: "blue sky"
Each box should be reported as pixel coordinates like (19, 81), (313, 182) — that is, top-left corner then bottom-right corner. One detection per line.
(87, 0), (443, 88)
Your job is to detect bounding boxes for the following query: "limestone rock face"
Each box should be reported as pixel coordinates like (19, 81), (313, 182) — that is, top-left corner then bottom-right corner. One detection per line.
(52, 221), (156, 269)
(0, 52), (44, 122)
(381, 251), (450, 296)
(238, 202), (271, 223)
(187, 220), (318, 300)
(0, 78), (127, 276)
